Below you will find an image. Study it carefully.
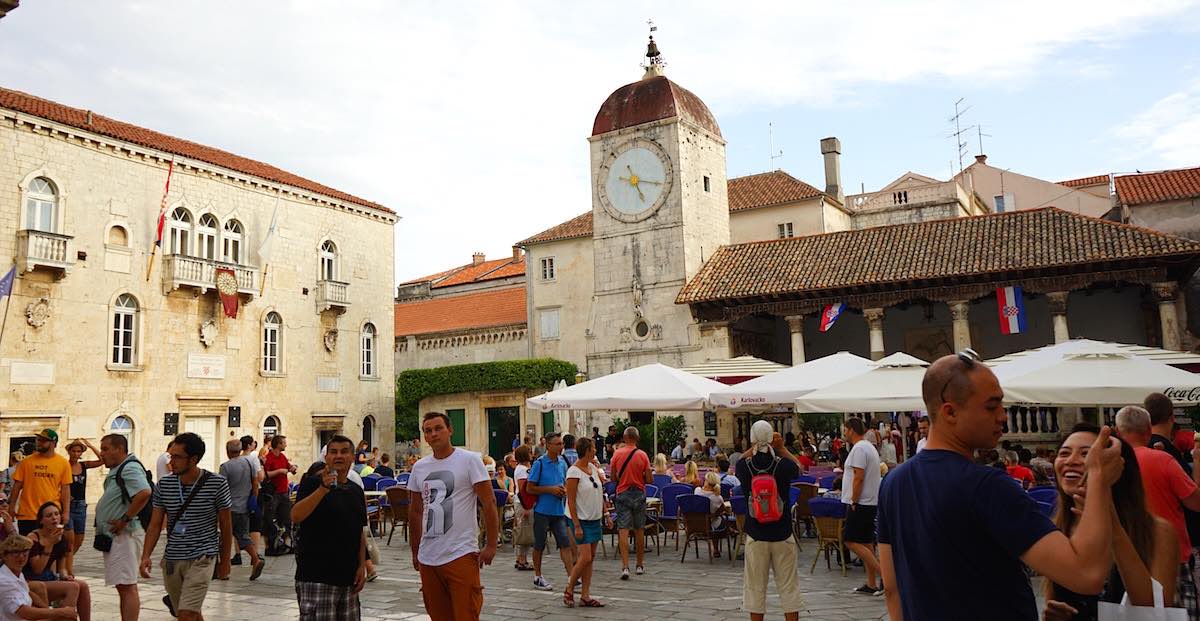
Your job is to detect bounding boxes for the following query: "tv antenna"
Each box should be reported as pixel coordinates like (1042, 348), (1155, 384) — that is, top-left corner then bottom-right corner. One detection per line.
(947, 98), (974, 176)
(976, 124), (992, 156)
(768, 122), (784, 169)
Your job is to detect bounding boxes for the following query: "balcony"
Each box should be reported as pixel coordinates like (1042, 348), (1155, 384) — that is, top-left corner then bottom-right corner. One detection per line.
(17, 229), (74, 278)
(162, 254), (259, 299)
(315, 279), (350, 313)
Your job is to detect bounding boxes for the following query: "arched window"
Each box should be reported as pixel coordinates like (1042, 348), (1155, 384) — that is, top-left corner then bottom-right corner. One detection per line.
(169, 207), (192, 256)
(362, 415), (375, 449)
(24, 177), (57, 232)
(223, 220), (243, 264)
(110, 415), (135, 448)
(262, 311), (282, 373)
(361, 323), (376, 377)
(107, 225), (129, 247)
(196, 213), (218, 260)
(111, 294), (139, 366)
(319, 240), (338, 281)
(263, 415), (280, 437)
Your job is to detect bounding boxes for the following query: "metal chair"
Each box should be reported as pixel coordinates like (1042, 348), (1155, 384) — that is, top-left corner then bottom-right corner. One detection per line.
(808, 497), (848, 576)
(644, 484), (660, 499)
(677, 494), (729, 563)
(728, 495), (747, 566)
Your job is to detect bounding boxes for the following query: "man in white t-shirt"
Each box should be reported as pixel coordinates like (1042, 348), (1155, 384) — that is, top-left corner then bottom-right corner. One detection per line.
(154, 443), (172, 480)
(842, 418), (884, 595)
(408, 412), (498, 621)
(915, 417), (929, 454)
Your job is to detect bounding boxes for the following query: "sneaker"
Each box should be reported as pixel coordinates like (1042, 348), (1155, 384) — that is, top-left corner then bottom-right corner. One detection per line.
(635, 565), (644, 575)
(853, 584), (878, 595)
(533, 576), (554, 591)
(230, 554), (243, 566)
(620, 567), (630, 581)
(874, 587), (886, 597)
(162, 595), (177, 618)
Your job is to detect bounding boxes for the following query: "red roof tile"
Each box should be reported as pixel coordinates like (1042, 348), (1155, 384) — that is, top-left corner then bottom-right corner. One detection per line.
(519, 171), (824, 245)
(592, 75), (721, 138)
(1115, 167), (1200, 206)
(677, 207), (1200, 304)
(401, 256), (525, 288)
(1058, 174), (1109, 188)
(394, 287), (527, 337)
(0, 87), (389, 213)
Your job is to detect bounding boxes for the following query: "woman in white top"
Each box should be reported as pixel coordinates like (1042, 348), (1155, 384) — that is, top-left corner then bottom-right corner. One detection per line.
(1, 533), (75, 621)
(512, 445), (534, 571)
(564, 437), (606, 608)
(694, 472), (727, 544)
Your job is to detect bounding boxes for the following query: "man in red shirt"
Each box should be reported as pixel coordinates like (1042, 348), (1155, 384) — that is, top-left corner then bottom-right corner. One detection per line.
(608, 427), (651, 580)
(263, 435), (297, 555)
(1003, 451), (1035, 489)
(1116, 405), (1200, 609)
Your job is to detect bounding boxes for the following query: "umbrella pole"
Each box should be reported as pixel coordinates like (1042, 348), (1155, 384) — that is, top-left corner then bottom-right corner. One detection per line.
(654, 413), (658, 455)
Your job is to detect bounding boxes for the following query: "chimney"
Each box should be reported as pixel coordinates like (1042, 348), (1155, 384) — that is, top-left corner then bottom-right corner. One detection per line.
(511, 246), (522, 263)
(975, 154), (987, 165)
(472, 252), (485, 266)
(820, 137), (843, 203)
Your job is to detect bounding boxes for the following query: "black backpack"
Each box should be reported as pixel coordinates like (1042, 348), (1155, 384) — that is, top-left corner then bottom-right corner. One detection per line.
(114, 457), (155, 529)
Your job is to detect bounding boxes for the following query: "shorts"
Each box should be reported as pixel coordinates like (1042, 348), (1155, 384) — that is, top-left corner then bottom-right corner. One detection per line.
(296, 580), (361, 621)
(532, 512), (571, 552)
(575, 519), (602, 545)
(231, 512), (252, 548)
(614, 488), (647, 530)
(842, 504), (878, 544)
(103, 530), (143, 586)
(162, 555), (214, 614)
(68, 500), (87, 534)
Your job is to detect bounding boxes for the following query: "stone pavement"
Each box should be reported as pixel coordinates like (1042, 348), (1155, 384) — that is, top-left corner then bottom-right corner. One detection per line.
(70, 531), (890, 620)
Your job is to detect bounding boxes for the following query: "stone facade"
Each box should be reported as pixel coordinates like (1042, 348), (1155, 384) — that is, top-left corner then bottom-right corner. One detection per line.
(0, 96), (396, 490)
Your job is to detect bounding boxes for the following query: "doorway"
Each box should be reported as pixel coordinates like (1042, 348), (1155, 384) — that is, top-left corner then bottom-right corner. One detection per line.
(184, 417), (219, 472)
(7, 436), (35, 459)
(486, 407), (520, 461)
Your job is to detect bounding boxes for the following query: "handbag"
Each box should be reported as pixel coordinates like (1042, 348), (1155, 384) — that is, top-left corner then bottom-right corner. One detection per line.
(513, 512), (535, 546)
(1098, 578), (1188, 621)
(93, 533), (113, 553)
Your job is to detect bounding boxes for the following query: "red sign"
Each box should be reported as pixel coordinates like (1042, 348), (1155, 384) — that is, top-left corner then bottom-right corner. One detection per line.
(215, 268), (239, 319)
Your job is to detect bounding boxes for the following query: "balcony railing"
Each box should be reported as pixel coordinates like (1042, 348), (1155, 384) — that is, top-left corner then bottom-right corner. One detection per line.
(17, 229), (74, 277)
(847, 182), (966, 212)
(316, 279), (350, 313)
(162, 254), (258, 298)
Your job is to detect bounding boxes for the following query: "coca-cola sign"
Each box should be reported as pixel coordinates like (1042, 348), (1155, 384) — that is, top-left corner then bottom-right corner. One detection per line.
(1162, 387), (1200, 402)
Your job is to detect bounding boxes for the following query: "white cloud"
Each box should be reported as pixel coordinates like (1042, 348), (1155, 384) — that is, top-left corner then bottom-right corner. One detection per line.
(0, 0), (1195, 281)
(1113, 80), (1200, 167)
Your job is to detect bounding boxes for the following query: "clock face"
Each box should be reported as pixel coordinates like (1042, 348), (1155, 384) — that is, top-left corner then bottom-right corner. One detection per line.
(599, 141), (672, 222)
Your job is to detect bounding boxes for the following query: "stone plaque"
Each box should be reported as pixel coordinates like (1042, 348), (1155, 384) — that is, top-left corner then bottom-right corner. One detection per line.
(10, 361), (54, 385)
(187, 354), (226, 379)
(317, 376), (340, 392)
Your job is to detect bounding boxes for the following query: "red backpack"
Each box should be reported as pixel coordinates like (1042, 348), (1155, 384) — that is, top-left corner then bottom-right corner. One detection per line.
(747, 455), (784, 523)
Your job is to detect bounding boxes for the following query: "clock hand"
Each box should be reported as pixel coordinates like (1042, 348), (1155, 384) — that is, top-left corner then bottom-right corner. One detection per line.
(635, 184), (645, 202)
(639, 179), (662, 186)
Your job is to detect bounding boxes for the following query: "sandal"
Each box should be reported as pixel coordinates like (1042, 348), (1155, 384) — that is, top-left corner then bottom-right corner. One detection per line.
(563, 590), (575, 608)
(580, 597), (606, 607)
(514, 561), (533, 571)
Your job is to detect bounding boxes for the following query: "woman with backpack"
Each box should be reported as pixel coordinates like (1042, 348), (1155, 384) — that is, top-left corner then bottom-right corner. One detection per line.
(735, 420), (804, 620)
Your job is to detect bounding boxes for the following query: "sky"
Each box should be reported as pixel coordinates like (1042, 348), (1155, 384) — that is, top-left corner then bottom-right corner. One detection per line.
(2, 1), (1199, 285)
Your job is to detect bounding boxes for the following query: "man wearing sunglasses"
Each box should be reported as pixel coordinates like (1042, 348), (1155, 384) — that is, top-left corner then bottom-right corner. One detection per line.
(877, 350), (1125, 621)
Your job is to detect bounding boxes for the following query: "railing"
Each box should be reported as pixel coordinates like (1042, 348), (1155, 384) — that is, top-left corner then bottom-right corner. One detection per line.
(847, 182), (965, 212)
(316, 279), (350, 312)
(16, 229), (74, 276)
(162, 254), (258, 297)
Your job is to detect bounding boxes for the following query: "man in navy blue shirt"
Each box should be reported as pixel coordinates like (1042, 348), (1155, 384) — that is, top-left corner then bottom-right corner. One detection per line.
(878, 350), (1125, 620)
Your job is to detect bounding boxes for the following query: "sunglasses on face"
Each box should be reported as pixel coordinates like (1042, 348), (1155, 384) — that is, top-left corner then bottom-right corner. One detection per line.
(939, 348), (981, 404)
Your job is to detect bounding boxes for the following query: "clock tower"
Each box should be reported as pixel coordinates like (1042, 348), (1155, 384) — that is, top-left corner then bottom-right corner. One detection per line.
(586, 37), (731, 376)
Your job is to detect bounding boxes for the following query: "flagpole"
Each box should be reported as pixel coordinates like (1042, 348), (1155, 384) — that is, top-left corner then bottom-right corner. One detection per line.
(146, 157), (176, 281)
(259, 263), (268, 297)
(0, 275), (15, 353)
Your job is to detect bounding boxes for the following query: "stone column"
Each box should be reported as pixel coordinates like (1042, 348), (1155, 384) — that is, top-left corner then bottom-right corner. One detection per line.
(864, 308), (885, 361)
(1153, 282), (1182, 351)
(785, 315), (806, 365)
(949, 300), (971, 352)
(1047, 292), (1070, 344)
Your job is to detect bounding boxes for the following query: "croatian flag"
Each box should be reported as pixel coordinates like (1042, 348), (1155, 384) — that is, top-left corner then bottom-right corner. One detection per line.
(996, 286), (1027, 335)
(819, 302), (846, 332)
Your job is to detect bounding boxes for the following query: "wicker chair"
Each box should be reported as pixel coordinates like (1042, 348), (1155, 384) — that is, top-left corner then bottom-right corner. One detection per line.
(677, 494), (729, 563)
(791, 483), (819, 542)
(385, 485), (410, 545)
(808, 497), (847, 576)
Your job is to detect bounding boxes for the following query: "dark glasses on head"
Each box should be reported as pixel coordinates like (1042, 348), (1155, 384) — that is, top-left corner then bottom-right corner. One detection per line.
(939, 348), (981, 404)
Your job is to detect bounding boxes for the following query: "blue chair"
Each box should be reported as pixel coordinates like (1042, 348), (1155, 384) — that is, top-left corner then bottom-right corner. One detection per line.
(653, 473), (674, 489)
(1036, 500), (1055, 518)
(396, 472), (411, 486)
(658, 484), (693, 550)
(1028, 487), (1058, 505)
(793, 475), (817, 486)
(729, 496), (748, 565)
(719, 482), (735, 500)
(603, 480), (618, 498)
(808, 497), (848, 576)
(817, 475), (836, 490)
(677, 494), (728, 563)
(362, 474), (382, 491)
(730, 485), (742, 498)
(645, 484), (660, 499)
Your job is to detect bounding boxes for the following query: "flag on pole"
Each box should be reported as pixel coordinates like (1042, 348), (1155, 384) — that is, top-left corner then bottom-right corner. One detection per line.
(153, 158), (176, 249)
(257, 200), (280, 295)
(996, 285), (1027, 335)
(0, 266), (15, 298)
(819, 302), (846, 332)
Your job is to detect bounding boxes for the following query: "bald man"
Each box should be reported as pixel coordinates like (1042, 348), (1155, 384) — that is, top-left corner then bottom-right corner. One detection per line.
(218, 439), (264, 580)
(877, 350), (1125, 621)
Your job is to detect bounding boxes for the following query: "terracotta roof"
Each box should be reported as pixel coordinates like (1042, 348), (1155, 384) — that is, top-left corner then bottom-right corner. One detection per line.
(1115, 167), (1200, 206)
(0, 86), (389, 213)
(519, 211), (595, 245)
(402, 256), (526, 288)
(592, 75), (721, 138)
(394, 287), (527, 337)
(729, 171), (823, 212)
(677, 207), (1200, 304)
(1059, 174), (1109, 188)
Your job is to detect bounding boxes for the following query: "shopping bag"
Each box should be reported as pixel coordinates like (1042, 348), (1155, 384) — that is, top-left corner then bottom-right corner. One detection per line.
(1098, 578), (1188, 621)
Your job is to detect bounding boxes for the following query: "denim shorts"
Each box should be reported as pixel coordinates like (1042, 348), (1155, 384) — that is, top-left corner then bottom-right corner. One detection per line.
(68, 499), (87, 534)
(575, 519), (602, 545)
(532, 512), (571, 552)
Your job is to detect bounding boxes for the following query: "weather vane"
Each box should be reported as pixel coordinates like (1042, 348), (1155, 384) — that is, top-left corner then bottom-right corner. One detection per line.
(643, 19), (665, 71)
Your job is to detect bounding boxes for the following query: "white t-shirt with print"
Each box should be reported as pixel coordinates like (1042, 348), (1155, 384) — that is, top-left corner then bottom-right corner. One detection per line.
(513, 464), (529, 482)
(0, 566), (31, 621)
(407, 448), (489, 567)
(841, 439), (882, 507)
(566, 463), (604, 521)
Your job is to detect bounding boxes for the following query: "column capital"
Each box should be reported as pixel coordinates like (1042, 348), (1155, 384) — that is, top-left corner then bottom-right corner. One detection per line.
(863, 308), (884, 330)
(1046, 291), (1069, 315)
(1152, 281), (1179, 303)
(784, 314), (805, 332)
(948, 300), (970, 321)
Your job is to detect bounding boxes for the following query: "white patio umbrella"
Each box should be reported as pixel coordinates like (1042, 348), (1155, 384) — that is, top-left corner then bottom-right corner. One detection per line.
(526, 363), (728, 449)
(709, 351), (876, 409)
(992, 339), (1200, 406)
(794, 352), (930, 413)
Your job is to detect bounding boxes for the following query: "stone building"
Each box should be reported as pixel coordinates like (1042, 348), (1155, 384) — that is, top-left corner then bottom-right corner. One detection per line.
(0, 87), (396, 482)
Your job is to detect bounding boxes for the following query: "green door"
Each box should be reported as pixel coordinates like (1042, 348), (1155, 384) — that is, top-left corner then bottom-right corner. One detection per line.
(487, 407), (520, 461)
(542, 411), (556, 438)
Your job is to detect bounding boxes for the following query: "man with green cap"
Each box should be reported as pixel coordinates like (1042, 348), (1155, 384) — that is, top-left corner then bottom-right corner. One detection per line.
(10, 428), (71, 535)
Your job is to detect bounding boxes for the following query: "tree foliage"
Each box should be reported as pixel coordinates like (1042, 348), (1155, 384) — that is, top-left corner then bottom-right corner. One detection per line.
(611, 414), (687, 456)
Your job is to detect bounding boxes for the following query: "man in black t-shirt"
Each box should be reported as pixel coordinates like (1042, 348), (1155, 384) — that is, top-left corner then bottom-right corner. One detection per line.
(592, 427), (606, 463)
(735, 421), (802, 620)
(291, 435), (368, 621)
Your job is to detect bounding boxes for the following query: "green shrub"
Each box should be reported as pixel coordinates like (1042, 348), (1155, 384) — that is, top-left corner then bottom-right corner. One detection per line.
(611, 414), (686, 455)
(395, 359), (577, 441)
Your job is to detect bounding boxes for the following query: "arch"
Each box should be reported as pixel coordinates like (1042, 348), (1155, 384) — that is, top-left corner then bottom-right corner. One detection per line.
(110, 293), (140, 367)
(222, 219), (244, 264)
(319, 239), (339, 281)
(262, 310), (283, 374)
(262, 414), (281, 437)
(169, 206), (193, 256)
(107, 223), (130, 247)
(196, 212), (219, 260)
(361, 322), (377, 377)
(19, 169), (68, 233)
(361, 414), (376, 449)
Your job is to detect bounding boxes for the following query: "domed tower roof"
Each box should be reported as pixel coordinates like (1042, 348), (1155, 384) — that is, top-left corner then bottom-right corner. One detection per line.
(591, 37), (721, 138)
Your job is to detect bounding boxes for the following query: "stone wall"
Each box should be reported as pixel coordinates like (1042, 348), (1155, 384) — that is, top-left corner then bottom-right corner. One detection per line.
(527, 236), (593, 369)
(394, 325), (528, 372)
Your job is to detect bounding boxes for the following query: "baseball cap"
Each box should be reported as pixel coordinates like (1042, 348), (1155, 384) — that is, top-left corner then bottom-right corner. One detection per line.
(35, 429), (59, 443)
